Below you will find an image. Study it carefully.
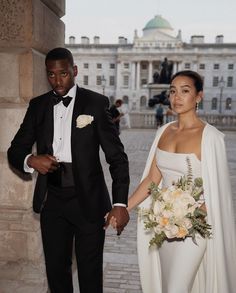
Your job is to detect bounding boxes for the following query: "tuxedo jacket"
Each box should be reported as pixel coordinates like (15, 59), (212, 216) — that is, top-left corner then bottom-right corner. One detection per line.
(8, 86), (130, 221)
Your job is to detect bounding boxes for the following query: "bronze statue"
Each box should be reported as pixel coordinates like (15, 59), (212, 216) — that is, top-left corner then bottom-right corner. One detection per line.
(153, 58), (173, 84)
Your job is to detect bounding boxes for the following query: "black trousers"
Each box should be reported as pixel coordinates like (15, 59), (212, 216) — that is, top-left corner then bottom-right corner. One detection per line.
(40, 185), (105, 293)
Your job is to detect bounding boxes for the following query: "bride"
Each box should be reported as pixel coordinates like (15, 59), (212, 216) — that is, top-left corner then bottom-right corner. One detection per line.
(112, 70), (236, 293)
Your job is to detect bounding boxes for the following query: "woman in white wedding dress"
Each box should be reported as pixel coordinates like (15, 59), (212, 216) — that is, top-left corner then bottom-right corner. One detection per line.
(125, 70), (236, 293)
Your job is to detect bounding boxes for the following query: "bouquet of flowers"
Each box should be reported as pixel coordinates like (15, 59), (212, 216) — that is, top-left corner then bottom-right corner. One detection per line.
(140, 157), (212, 248)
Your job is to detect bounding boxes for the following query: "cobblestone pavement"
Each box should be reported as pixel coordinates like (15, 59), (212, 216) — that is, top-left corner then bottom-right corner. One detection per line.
(74, 128), (236, 293)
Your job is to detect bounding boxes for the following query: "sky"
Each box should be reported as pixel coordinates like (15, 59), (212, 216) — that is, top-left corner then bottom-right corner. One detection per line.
(62, 0), (236, 44)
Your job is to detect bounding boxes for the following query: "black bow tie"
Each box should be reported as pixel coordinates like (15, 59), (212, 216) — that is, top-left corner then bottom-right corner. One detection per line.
(53, 94), (73, 107)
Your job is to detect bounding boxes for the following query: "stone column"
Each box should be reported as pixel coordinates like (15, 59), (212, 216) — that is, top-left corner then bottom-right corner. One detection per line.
(136, 61), (140, 90)
(173, 62), (178, 74)
(131, 62), (136, 90)
(0, 1), (65, 292)
(148, 61), (153, 83)
(193, 61), (198, 72)
(116, 61), (122, 89)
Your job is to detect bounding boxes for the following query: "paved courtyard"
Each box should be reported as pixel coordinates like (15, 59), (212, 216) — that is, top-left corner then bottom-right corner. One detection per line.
(74, 128), (236, 293)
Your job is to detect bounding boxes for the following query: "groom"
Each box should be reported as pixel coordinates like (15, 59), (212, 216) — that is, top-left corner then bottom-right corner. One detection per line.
(7, 47), (130, 293)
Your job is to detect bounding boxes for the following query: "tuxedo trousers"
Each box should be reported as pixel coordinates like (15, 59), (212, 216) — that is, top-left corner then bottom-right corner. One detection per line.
(40, 185), (105, 293)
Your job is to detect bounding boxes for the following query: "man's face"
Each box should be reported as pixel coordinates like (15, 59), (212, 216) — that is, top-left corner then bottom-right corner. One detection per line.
(46, 59), (78, 96)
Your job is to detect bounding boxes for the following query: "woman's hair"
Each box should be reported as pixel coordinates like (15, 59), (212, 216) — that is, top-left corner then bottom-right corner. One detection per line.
(170, 70), (203, 92)
(45, 47), (74, 66)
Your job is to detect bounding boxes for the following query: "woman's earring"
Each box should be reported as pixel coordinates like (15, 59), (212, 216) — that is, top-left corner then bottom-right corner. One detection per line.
(196, 102), (199, 112)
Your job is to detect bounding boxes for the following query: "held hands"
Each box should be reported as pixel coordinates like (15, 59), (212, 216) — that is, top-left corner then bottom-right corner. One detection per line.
(104, 206), (129, 235)
(27, 154), (59, 174)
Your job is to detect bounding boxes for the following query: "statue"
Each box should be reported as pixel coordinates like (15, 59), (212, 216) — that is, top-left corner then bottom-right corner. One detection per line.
(158, 57), (173, 84)
(153, 71), (160, 84)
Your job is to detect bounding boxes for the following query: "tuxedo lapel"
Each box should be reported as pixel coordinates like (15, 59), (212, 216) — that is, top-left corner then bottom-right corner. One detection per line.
(71, 86), (86, 141)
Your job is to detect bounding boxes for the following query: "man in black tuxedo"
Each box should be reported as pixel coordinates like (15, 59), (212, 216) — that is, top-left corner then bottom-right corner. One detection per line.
(8, 47), (130, 293)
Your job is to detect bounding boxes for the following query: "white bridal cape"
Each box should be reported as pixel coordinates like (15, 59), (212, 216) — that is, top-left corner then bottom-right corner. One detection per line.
(137, 122), (236, 293)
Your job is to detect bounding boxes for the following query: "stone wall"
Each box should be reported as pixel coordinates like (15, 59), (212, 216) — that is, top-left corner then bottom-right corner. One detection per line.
(0, 1), (65, 292)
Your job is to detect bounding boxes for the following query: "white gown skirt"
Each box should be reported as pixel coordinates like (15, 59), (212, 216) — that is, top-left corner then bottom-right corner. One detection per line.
(159, 235), (207, 293)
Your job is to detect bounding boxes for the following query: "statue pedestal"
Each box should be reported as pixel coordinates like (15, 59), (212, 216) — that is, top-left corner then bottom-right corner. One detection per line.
(147, 83), (170, 99)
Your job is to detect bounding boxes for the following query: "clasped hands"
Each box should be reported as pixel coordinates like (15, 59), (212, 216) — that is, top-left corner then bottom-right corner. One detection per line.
(27, 154), (59, 174)
(104, 206), (129, 236)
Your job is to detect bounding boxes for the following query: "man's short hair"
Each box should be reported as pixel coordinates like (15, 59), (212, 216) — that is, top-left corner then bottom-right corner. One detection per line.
(45, 47), (74, 66)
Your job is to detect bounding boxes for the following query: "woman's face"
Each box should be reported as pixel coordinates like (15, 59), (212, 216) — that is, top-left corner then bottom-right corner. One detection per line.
(169, 75), (202, 114)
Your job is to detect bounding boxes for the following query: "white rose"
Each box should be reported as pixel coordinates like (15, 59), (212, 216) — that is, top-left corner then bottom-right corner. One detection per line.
(76, 115), (94, 128)
(165, 224), (179, 238)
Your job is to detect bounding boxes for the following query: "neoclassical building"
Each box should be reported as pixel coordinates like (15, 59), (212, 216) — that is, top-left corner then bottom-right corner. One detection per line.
(66, 15), (236, 114)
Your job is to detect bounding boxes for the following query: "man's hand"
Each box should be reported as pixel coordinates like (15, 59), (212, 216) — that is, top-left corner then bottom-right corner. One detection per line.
(104, 206), (129, 235)
(27, 154), (59, 174)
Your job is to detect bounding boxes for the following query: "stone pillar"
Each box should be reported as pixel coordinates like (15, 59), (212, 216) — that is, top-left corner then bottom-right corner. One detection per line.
(116, 61), (121, 89)
(0, 1), (65, 292)
(148, 61), (153, 83)
(131, 62), (136, 90)
(173, 62), (178, 74)
(193, 61), (198, 72)
(136, 61), (140, 90)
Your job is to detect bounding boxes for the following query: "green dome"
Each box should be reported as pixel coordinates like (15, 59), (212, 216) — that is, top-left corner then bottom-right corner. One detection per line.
(143, 15), (173, 30)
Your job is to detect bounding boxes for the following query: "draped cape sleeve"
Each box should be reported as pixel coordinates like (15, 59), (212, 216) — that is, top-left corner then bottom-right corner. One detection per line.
(137, 122), (236, 293)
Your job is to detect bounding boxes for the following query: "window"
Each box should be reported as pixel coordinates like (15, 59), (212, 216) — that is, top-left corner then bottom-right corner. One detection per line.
(211, 98), (217, 110)
(141, 78), (147, 85)
(97, 63), (102, 69)
(96, 75), (102, 85)
(110, 63), (115, 69)
(140, 96), (147, 107)
(226, 97), (232, 110)
(227, 76), (233, 87)
(83, 75), (88, 85)
(141, 63), (148, 70)
(124, 63), (129, 69)
(123, 96), (129, 104)
(83, 63), (89, 69)
(228, 64), (234, 70)
(212, 76), (219, 87)
(109, 76), (115, 86)
(153, 63), (159, 70)
(213, 63), (219, 70)
(184, 63), (191, 69)
(123, 75), (129, 86)
(199, 64), (205, 70)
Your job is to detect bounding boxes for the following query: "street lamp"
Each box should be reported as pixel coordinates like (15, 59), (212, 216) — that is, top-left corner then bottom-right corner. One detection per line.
(101, 75), (106, 95)
(218, 76), (225, 114)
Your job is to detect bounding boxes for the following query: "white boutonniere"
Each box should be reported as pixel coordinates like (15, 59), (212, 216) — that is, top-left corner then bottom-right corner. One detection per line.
(76, 114), (94, 128)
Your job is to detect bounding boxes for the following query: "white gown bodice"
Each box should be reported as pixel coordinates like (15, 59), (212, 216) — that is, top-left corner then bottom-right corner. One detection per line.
(156, 147), (201, 188)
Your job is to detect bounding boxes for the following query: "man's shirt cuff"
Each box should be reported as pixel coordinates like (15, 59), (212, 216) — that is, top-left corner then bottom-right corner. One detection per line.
(24, 154), (34, 173)
(113, 203), (127, 207)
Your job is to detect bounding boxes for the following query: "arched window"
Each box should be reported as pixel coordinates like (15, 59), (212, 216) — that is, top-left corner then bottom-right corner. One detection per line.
(109, 96), (115, 106)
(140, 96), (147, 108)
(211, 97), (217, 110)
(123, 96), (129, 104)
(226, 97), (232, 110)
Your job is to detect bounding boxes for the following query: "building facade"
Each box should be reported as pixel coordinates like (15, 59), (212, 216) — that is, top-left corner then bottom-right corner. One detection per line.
(66, 15), (236, 114)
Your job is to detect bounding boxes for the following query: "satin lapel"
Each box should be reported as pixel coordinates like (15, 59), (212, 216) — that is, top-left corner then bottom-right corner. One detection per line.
(44, 94), (54, 155)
